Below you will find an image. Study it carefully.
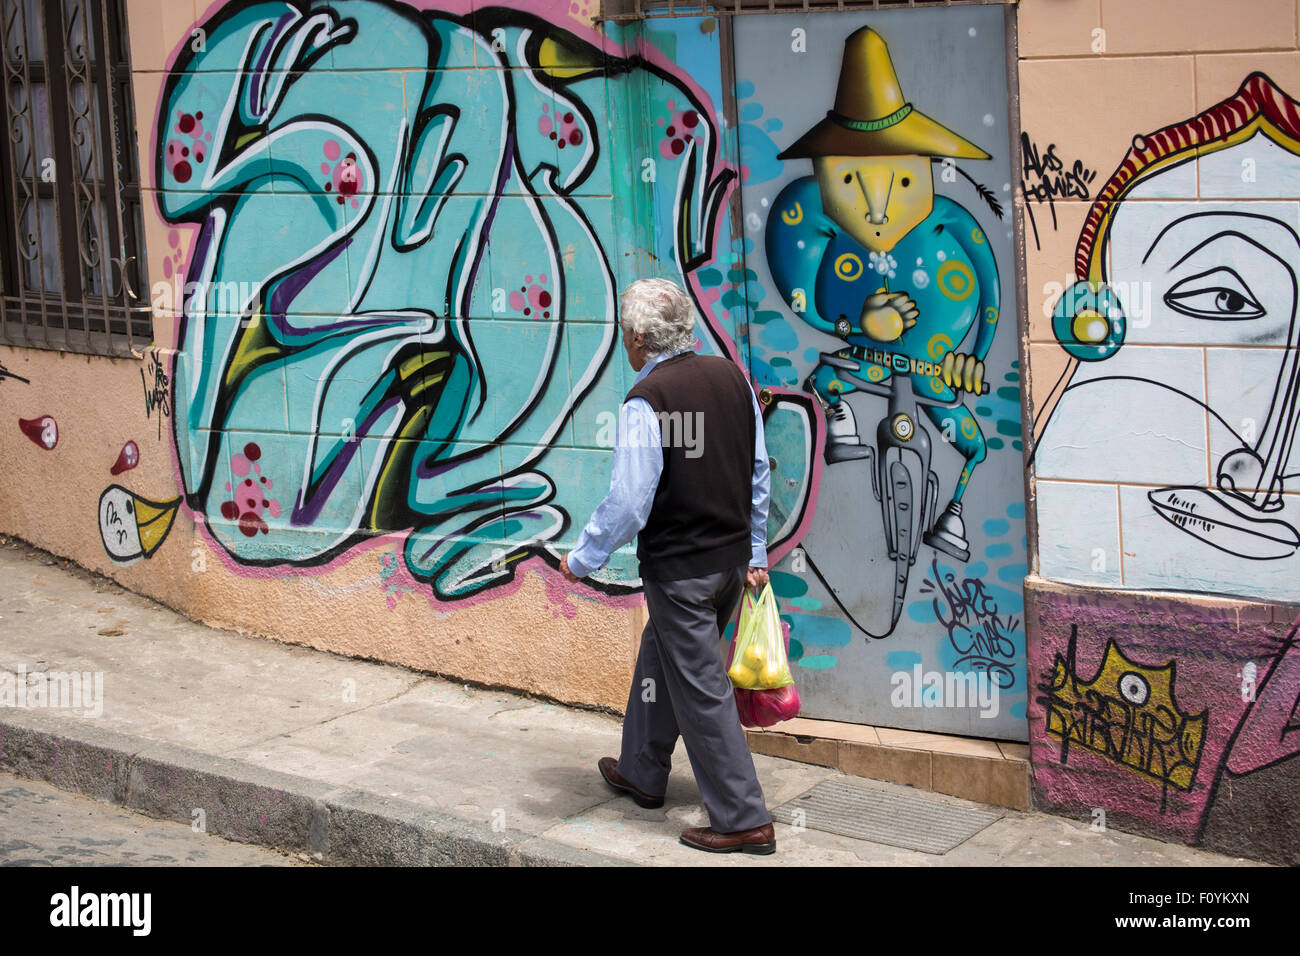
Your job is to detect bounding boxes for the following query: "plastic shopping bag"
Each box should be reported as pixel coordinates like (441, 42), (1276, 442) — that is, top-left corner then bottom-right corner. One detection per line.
(748, 681), (801, 727)
(727, 584), (794, 691)
(729, 604), (801, 728)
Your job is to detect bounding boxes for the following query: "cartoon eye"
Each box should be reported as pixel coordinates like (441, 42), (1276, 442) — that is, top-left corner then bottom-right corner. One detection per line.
(1118, 672), (1149, 705)
(843, 173), (852, 184)
(1164, 268), (1264, 320)
(900, 177), (910, 187)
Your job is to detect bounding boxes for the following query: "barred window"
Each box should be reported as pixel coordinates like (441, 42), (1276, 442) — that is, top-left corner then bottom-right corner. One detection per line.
(0, 0), (149, 358)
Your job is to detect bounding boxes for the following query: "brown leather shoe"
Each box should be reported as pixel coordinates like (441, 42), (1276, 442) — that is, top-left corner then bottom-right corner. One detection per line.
(680, 823), (776, 855)
(598, 756), (665, 809)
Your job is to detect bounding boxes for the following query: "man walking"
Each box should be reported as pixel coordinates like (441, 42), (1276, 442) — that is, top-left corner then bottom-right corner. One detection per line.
(560, 277), (776, 855)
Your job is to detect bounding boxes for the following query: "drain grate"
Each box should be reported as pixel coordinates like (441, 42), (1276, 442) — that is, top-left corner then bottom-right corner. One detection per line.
(770, 779), (1003, 854)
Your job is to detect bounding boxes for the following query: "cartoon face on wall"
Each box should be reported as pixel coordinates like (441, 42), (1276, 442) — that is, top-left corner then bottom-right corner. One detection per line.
(154, 1), (787, 602)
(812, 154), (935, 253)
(1036, 74), (1300, 601)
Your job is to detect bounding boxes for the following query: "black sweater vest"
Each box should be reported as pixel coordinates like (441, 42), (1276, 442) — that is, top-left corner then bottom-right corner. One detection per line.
(625, 352), (755, 581)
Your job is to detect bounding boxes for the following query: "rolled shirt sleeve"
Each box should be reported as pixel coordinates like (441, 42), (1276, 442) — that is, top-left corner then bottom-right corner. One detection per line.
(567, 398), (662, 578)
(750, 390), (770, 568)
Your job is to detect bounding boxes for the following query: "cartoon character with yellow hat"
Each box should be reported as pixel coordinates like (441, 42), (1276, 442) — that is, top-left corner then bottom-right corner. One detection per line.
(765, 26), (1000, 560)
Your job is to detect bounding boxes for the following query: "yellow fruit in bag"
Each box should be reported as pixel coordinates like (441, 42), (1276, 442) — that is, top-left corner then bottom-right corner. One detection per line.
(728, 663), (758, 688)
(727, 583), (795, 690)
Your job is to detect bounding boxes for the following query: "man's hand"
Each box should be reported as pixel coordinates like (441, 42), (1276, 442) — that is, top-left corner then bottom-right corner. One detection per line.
(860, 292), (918, 343)
(746, 566), (769, 589)
(560, 555), (581, 584)
(940, 351), (987, 395)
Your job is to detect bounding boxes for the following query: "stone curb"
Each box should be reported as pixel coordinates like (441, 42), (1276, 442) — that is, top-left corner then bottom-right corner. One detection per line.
(0, 711), (636, 867)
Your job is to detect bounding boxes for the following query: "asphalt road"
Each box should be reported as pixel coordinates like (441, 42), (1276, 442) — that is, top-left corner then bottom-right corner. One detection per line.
(0, 772), (309, 867)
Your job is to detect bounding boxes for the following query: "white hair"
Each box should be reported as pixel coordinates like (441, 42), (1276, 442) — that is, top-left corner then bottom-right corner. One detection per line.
(619, 278), (696, 355)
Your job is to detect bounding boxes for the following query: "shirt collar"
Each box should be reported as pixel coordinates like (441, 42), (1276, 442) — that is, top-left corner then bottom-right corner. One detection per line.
(634, 347), (692, 384)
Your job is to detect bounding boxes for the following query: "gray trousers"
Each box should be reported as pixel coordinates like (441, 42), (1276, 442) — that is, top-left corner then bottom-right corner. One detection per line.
(617, 565), (771, 833)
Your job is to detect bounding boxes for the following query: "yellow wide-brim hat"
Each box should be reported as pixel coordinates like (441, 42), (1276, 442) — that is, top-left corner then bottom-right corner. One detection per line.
(779, 27), (990, 160)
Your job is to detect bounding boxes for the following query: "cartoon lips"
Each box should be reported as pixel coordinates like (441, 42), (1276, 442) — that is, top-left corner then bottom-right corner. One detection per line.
(1149, 486), (1300, 561)
(98, 485), (181, 563)
(19, 415), (57, 449)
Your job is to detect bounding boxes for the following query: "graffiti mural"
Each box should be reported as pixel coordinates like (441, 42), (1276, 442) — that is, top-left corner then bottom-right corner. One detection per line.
(111, 441), (140, 476)
(1027, 73), (1300, 864)
(158, 1), (818, 602)
(18, 414), (57, 450)
(732, 7), (1026, 737)
(1034, 73), (1300, 601)
(1037, 625), (1206, 808)
(1027, 586), (1300, 865)
(98, 485), (181, 564)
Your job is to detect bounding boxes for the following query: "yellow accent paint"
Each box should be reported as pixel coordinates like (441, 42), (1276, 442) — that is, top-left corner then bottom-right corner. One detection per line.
(866, 365), (884, 382)
(225, 310), (285, 388)
(926, 332), (953, 360)
(971, 226), (985, 244)
(406, 370), (446, 402)
(134, 493), (181, 558)
(834, 252), (864, 281)
(961, 418), (977, 439)
(781, 202), (804, 225)
(537, 37), (601, 79)
(400, 350), (449, 380)
(937, 259), (975, 300)
(1073, 309), (1109, 343)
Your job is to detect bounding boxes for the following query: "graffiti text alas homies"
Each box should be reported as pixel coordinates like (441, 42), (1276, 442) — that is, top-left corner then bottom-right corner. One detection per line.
(1020, 132), (1097, 250)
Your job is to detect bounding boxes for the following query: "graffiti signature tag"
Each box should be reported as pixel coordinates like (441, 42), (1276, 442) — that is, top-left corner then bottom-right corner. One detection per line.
(141, 350), (171, 440)
(0, 360), (30, 385)
(920, 557), (1019, 689)
(1020, 132), (1097, 250)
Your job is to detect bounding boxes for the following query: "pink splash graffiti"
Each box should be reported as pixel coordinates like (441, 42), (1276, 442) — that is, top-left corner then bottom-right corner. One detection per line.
(543, 569), (579, 619)
(322, 141), (363, 209)
(165, 110), (207, 184)
(508, 273), (552, 319)
(657, 104), (699, 160)
(220, 442), (281, 537)
(19, 415), (57, 449)
(111, 440), (140, 475)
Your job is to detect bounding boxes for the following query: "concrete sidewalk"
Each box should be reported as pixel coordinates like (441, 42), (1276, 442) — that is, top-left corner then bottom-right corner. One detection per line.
(0, 537), (1263, 867)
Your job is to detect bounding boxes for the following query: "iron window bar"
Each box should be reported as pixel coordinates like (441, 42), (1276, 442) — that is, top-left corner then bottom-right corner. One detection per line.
(0, 0), (150, 359)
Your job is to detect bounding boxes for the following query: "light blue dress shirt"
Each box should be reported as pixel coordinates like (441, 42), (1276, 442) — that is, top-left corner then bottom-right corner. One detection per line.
(567, 350), (770, 579)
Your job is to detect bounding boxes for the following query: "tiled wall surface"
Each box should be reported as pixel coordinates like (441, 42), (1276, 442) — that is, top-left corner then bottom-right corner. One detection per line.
(1019, 0), (1300, 864)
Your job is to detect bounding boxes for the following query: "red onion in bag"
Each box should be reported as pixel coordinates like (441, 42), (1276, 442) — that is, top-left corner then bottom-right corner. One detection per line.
(749, 683), (801, 727)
